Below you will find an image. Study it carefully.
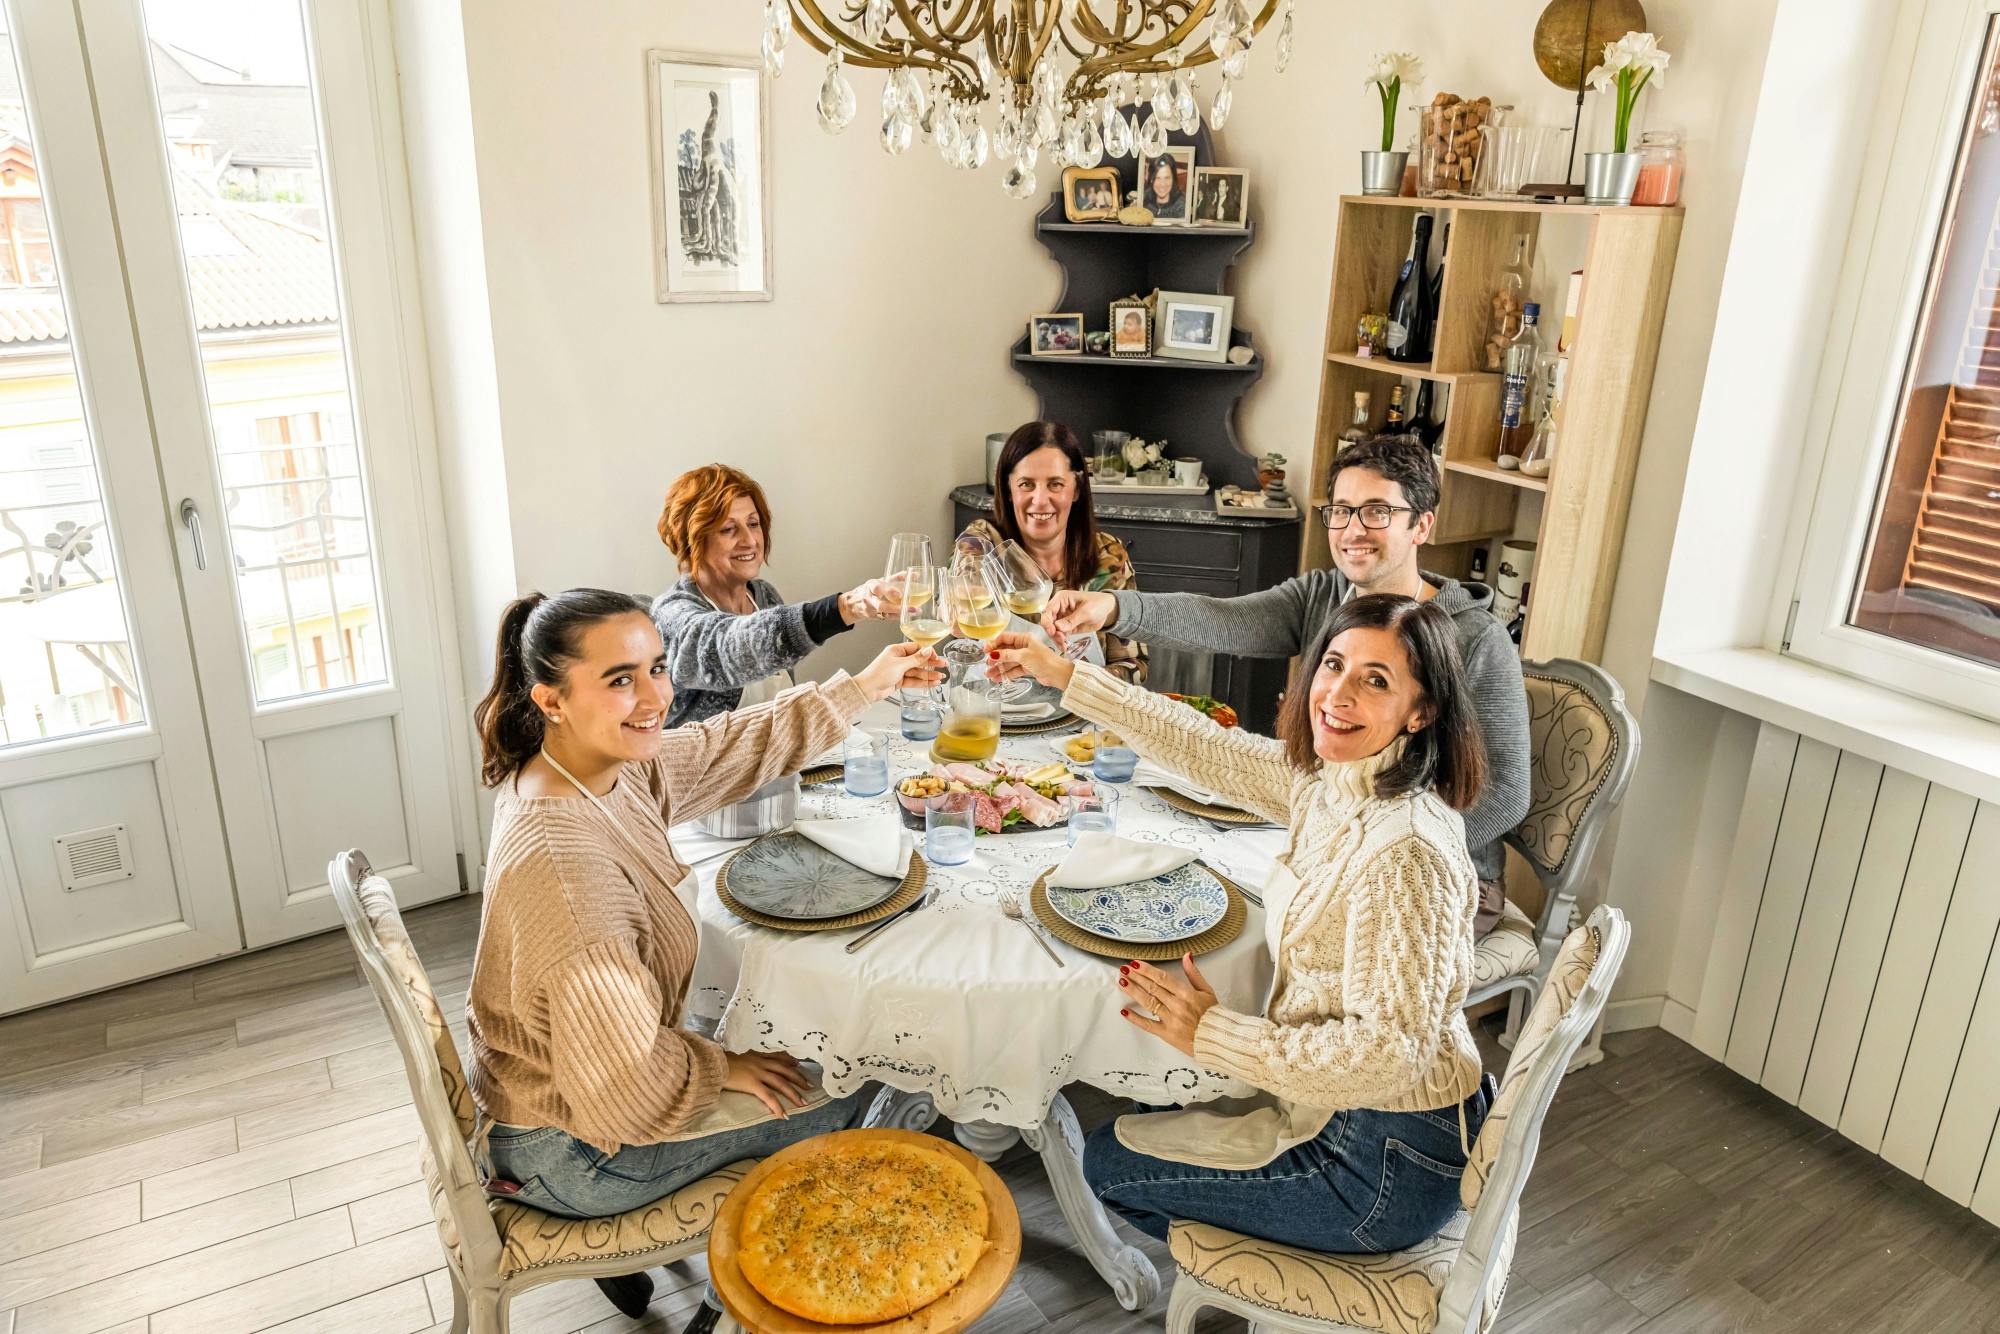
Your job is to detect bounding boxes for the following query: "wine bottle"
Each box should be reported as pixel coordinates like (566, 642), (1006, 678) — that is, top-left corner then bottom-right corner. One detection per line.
(1469, 546), (1488, 584)
(1385, 382), (1408, 431)
(1496, 302), (1542, 464)
(1413, 380), (1447, 452)
(1429, 222), (1450, 313)
(1341, 390), (1372, 444)
(1385, 214), (1435, 363)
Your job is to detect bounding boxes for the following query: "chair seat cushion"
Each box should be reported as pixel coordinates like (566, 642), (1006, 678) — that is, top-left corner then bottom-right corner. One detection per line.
(1471, 899), (1539, 990)
(1170, 1212), (1467, 1333)
(489, 1160), (753, 1278)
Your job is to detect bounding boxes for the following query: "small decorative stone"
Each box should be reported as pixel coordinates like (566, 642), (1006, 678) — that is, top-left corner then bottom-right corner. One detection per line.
(1227, 346), (1255, 366)
(1117, 204), (1155, 226)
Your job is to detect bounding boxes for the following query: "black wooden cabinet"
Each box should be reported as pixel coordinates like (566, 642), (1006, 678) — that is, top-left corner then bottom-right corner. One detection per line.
(952, 487), (1300, 734)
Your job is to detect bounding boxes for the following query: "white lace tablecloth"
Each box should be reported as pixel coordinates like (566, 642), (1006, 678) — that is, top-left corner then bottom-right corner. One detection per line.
(682, 701), (1286, 1131)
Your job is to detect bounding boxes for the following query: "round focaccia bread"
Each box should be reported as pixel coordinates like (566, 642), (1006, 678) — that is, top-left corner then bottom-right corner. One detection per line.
(736, 1139), (990, 1325)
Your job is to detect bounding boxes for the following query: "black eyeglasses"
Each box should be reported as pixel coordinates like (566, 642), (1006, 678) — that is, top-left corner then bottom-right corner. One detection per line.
(1318, 503), (1418, 531)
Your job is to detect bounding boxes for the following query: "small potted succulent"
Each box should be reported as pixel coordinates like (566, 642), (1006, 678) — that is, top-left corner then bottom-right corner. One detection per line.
(1584, 32), (1670, 205)
(1257, 451), (1287, 489)
(1361, 52), (1423, 195)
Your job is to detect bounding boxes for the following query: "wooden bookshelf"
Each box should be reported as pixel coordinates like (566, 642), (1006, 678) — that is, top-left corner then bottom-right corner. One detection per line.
(1303, 195), (1684, 662)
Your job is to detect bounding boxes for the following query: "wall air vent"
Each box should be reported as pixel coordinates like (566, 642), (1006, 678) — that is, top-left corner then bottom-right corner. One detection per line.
(55, 824), (133, 892)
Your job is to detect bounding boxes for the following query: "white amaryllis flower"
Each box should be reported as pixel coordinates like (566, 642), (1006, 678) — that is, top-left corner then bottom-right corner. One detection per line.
(1586, 31), (1670, 93)
(1363, 51), (1424, 90)
(1122, 438), (1151, 471)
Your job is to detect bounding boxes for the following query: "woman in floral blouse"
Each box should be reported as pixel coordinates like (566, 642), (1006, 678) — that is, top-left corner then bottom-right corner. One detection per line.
(965, 420), (1147, 683)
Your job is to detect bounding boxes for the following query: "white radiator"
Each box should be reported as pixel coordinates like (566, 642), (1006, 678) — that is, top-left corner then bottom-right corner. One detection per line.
(1690, 724), (2000, 1224)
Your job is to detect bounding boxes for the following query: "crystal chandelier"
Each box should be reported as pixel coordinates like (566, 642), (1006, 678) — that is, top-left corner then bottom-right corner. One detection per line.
(757, 0), (1296, 198)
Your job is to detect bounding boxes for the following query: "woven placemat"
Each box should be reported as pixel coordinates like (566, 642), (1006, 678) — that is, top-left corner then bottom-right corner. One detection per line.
(1028, 861), (1249, 961)
(797, 764), (842, 787)
(718, 839), (927, 932)
(1147, 786), (1271, 826)
(1002, 710), (1080, 736)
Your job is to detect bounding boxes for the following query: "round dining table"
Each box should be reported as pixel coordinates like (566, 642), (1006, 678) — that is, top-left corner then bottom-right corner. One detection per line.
(676, 699), (1287, 1312)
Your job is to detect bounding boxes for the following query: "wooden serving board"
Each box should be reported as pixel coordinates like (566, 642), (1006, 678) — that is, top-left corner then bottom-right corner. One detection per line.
(709, 1128), (1022, 1334)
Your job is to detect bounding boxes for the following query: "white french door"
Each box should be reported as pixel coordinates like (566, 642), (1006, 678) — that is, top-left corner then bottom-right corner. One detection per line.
(0, 0), (463, 1010)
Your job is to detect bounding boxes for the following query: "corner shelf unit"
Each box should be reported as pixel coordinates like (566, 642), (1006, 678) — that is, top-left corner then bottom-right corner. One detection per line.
(1011, 120), (1267, 490)
(1304, 194), (1684, 662)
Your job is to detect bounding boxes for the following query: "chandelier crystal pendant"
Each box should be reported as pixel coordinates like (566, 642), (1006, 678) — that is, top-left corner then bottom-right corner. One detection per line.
(768, 0), (1295, 195)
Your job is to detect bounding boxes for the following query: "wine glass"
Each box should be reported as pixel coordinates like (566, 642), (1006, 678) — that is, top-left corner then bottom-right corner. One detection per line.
(885, 533), (935, 612)
(895, 567), (950, 706)
(993, 541), (1054, 621)
(943, 561), (1029, 702)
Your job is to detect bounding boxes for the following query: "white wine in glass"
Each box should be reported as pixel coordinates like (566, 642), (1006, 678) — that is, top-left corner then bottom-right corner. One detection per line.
(995, 541), (1055, 618)
(900, 568), (951, 648)
(945, 563), (1007, 641)
(885, 533), (935, 609)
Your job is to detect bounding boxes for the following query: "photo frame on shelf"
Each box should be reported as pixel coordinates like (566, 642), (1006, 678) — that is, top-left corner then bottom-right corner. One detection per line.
(1029, 313), (1085, 356)
(1154, 290), (1234, 363)
(1062, 166), (1123, 222)
(647, 51), (772, 303)
(1192, 167), (1249, 228)
(1136, 146), (1195, 225)
(1109, 298), (1152, 358)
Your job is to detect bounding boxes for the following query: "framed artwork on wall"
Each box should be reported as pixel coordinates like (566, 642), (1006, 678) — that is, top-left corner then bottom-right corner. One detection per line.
(648, 50), (772, 303)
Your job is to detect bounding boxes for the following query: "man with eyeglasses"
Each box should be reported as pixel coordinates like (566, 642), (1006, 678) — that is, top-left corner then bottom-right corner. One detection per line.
(1038, 435), (1529, 936)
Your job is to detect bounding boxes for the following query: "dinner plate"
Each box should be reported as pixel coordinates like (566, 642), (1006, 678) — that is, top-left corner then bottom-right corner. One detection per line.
(1044, 861), (1231, 943)
(720, 831), (904, 920)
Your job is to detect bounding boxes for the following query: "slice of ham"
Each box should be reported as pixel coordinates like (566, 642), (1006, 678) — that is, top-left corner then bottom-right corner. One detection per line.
(941, 762), (993, 787)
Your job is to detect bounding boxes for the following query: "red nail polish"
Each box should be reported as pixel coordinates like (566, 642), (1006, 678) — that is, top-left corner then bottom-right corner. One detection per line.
(1118, 965), (1129, 974)
(1120, 1008), (1129, 1017)
(1118, 978), (1129, 987)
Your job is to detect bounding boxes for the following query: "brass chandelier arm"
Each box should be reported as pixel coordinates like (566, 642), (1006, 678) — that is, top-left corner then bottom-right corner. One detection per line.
(888, 0), (985, 87)
(1066, 0), (1280, 96)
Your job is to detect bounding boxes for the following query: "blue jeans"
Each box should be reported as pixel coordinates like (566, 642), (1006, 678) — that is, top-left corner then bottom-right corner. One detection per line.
(487, 1090), (868, 1219)
(1083, 1076), (1495, 1255)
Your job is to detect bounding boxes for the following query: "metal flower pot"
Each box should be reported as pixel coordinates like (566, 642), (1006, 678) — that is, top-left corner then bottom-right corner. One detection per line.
(1582, 151), (1642, 206)
(1359, 150), (1409, 196)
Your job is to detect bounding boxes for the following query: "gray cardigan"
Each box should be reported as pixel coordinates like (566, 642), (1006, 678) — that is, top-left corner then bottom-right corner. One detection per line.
(651, 575), (852, 728)
(1109, 570), (1531, 881)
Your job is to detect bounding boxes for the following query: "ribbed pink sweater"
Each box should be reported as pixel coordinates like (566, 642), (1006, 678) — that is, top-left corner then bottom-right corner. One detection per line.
(466, 675), (867, 1152)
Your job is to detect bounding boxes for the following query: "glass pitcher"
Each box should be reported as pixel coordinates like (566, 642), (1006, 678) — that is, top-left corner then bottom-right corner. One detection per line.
(932, 640), (1002, 763)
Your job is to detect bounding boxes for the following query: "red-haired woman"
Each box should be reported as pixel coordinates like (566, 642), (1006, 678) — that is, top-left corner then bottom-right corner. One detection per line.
(652, 463), (895, 727)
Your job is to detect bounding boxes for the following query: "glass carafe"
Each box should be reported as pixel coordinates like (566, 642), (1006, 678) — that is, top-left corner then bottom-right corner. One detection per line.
(932, 641), (1002, 763)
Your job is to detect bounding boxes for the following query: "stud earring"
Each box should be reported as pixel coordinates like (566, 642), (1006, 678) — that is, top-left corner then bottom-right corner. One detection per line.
(547, 714), (562, 726)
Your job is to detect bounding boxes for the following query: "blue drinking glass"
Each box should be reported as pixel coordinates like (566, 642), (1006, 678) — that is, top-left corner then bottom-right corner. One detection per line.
(1092, 745), (1139, 784)
(844, 732), (891, 798)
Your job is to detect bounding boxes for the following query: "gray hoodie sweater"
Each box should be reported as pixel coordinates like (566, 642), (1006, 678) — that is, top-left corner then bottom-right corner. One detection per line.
(1109, 569), (1530, 881)
(651, 576), (852, 728)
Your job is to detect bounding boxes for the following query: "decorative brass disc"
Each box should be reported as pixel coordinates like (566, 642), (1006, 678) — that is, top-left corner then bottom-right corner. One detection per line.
(1532, 0), (1648, 91)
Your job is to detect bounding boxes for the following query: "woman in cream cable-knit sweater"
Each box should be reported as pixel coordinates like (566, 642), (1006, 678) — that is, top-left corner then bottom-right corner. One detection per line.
(465, 590), (941, 1237)
(992, 592), (1495, 1255)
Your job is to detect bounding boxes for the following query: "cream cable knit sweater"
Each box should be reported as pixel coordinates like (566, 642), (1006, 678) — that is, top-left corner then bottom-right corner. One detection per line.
(1063, 663), (1483, 1115)
(467, 675), (867, 1153)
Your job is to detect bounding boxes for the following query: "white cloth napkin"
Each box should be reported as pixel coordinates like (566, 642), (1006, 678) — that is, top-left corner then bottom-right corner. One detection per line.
(1003, 699), (1058, 721)
(794, 816), (913, 879)
(1132, 758), (1228, 807)
(1048, 832), (1198, 890)
(806, 726), (873, 770)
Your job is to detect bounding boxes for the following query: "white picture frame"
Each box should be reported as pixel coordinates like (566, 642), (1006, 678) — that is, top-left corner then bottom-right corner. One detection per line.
(1154, 290), (1234, 363)
(1193, 167), (1249, 227)
(648, 50), (772, 303)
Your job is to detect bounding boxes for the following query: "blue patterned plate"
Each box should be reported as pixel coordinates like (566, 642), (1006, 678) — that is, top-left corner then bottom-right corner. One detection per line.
(723, 831), (903, 920)
(1044, 862), (1230, 943)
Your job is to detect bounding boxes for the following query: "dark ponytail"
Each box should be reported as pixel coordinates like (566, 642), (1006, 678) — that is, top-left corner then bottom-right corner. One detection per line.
(473, 589), (650, 787)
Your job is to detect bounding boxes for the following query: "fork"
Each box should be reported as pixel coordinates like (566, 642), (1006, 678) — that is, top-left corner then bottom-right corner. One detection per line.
(999, 892), (1065, 967)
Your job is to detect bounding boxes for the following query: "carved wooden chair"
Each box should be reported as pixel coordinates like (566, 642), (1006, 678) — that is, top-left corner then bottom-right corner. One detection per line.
(1164, 905), (1630, 1334)
(1467, 658), (1638, 1053)
(330, 850), (748, 1333)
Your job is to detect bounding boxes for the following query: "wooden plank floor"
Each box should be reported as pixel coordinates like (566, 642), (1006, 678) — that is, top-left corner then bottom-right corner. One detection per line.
(4, 894), (1998, 1333)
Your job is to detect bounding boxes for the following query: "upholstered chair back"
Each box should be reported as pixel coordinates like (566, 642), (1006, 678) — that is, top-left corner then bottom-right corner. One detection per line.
(1506, 660), (1638, 903)
(1434, 905), (1630, 1333)
(330, 851), (504, 1283)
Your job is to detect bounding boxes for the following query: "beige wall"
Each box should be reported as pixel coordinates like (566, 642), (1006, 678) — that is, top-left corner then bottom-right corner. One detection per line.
(407, 0), (1785, 989)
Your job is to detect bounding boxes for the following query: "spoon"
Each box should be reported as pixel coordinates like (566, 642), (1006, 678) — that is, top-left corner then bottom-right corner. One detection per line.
(999, 892), (1065, 967)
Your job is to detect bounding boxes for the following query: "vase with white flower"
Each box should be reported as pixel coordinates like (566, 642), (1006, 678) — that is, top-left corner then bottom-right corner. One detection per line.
(1360, 51), (1424, 195)
(1582, 31), (1670, 205)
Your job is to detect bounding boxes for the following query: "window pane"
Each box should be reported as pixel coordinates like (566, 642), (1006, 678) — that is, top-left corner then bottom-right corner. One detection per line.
(0, 15), (148, 748)
(1851, 21), (2000, 671)
(140, 0), (387, 704)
